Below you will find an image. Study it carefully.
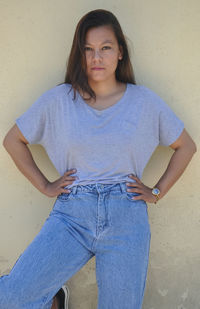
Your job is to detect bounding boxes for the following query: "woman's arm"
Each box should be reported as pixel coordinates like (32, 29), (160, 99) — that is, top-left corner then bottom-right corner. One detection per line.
(153, 128), (197, 199)
(127, 129), (197, 203)
(3, 124), (77, 197)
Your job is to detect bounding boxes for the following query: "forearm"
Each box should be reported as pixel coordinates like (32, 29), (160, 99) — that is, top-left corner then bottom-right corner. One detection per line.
(154, 145), (196, 199)
(3, 139), (49, 194)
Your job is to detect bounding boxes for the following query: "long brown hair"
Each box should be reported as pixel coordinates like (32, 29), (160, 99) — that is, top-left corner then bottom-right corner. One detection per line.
(58, 9), (136, 101)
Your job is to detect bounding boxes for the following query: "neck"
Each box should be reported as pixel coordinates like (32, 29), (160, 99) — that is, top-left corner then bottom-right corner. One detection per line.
(88, 79), (121, 99)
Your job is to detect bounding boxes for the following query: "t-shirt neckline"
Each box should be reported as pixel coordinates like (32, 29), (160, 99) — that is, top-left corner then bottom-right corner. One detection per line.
(78, 83), (129, 114)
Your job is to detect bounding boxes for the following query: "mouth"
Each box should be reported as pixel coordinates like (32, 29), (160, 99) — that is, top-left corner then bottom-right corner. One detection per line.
(91, 67), (105, 70)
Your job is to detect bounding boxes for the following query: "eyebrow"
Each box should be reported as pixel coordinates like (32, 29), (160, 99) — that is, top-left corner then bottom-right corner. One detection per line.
(85, 40), (114, 45)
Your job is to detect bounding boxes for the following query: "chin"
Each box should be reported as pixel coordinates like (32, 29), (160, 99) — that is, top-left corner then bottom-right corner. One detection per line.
(88, 77), (108, 82)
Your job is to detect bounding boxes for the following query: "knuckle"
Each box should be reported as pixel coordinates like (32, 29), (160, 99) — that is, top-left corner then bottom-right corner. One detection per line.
(63, 182), (72, 187)
(67, 179), (74, 184)
(66, 176), (76, 180)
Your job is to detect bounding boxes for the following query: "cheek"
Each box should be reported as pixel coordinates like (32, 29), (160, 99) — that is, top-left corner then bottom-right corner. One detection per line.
(85, 57), (90, 66)
(107, 56), (119, 70)
(107, 51), (120, 65)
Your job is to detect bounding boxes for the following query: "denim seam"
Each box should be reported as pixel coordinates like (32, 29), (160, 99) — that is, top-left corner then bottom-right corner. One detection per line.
(138, 232), (151, 309)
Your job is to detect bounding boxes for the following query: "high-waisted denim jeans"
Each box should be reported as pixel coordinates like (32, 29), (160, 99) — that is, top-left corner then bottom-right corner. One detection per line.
(0, 182), (151, 309)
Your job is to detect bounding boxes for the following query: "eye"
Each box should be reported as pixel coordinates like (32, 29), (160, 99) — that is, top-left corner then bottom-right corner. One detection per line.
(84, 47), (92, 51)
(102, 46), (111, 50)
(84, 46), (111, 51)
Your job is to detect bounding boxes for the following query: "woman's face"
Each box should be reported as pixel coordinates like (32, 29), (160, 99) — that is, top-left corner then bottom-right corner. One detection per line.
(84, 25), (123, 83)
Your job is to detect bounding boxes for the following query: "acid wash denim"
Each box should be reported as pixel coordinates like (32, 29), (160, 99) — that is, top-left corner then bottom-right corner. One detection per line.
(0, 182), (151, 309)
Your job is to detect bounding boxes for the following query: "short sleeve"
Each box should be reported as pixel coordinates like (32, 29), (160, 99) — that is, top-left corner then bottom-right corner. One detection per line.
(140, 85), (185, 147)
(158, 97), (184, 146)
(15, 89), (53, 145)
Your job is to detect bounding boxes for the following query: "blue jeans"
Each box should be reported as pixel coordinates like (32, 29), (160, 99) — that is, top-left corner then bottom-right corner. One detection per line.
(0, 182), (151, 309)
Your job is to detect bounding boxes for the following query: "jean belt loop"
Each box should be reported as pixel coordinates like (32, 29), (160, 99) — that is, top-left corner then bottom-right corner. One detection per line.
(72, 185), (77, 195)
(119, 182), (125, 194)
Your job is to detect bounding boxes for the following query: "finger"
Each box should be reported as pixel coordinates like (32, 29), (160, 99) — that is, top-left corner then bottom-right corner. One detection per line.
(128, 175), (143, 184)
(131, 194), (145, 201)
(128, 188), (143, 194)
(64, 169), (77, 176)
(60, 180), (74, 187)
(126, 182), (142, 188)
(63, 176), (77, 181)
(60, 188), (71, 194)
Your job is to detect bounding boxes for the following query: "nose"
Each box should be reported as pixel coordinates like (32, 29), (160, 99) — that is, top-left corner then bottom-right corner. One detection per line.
(92, 49), (102, 60)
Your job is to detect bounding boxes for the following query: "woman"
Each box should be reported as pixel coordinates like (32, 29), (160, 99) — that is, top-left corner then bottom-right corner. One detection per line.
(1, 8), (197, 309)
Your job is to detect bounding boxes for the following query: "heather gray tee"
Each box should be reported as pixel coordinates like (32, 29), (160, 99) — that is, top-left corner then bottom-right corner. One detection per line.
(16, 83), (184, 189)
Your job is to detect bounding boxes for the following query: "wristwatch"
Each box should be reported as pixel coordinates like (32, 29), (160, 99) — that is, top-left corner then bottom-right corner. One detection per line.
(151, 187), (161, 204)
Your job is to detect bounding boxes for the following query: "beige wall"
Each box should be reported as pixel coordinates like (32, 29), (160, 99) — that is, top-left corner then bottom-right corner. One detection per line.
(0, 1), (199, 308)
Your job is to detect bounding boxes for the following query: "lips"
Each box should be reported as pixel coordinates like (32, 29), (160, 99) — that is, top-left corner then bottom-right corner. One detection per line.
(91, 67), (104, 70)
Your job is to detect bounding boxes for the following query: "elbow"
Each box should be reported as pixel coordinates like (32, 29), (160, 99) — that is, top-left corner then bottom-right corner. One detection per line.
(189, 136), (197, 153)
(3, 130), (27, 152)
(192, 142), (197, 154)
(187, 140), (197, 155)
(185, 135), (197, 154)
(3, 132), (18, 152)
(3, 134), (10, 150)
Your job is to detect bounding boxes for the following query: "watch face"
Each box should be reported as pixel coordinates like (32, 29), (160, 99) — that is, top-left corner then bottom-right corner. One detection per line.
(152, 188), (160, 195)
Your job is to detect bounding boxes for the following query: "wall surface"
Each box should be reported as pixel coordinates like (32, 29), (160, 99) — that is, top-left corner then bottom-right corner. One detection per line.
(0, 1), (199, 308)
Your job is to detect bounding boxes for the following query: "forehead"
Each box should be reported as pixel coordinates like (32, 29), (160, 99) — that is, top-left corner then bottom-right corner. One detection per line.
(85, 26), (117, 45)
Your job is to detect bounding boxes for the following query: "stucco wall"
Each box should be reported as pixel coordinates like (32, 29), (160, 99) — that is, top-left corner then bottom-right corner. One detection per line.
(0, 1), (199, 308)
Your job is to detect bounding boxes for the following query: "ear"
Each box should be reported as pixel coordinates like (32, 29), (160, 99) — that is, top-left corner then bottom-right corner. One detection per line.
(118, 45), (123, 59)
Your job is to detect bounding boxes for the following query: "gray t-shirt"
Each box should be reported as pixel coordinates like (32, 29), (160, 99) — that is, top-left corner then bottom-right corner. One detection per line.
(16, 83), (184, 189)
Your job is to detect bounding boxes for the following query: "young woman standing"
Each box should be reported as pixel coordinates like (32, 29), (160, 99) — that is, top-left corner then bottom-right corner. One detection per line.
(1, 9), (196, 309)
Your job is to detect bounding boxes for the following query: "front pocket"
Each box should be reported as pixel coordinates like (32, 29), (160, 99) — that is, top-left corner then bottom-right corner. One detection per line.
(52, 192), (73, 213)
(56, 192), (72, 202)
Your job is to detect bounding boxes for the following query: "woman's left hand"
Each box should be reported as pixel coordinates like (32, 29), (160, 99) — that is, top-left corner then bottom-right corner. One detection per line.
(126, 174), (158, 204)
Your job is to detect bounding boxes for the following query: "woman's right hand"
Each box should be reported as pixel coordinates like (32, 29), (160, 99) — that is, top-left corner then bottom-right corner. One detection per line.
(43, 169), (78, 197)
(3, 125), (79, 198)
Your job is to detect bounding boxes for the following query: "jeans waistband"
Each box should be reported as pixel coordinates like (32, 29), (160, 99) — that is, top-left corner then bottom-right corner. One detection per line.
(70, 182), (134, 195)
